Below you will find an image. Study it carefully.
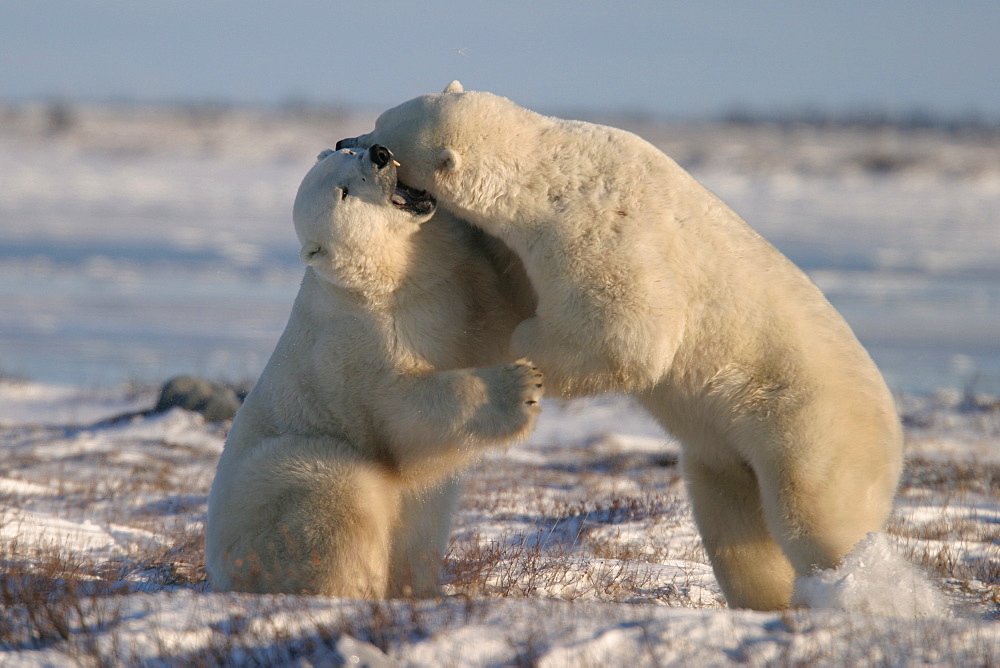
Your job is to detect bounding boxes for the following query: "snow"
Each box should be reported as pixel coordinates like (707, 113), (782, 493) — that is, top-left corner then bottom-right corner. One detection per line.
(0, 104), (998, 664)
(0, 382), (997, 665)
(792, 533), (948, 618)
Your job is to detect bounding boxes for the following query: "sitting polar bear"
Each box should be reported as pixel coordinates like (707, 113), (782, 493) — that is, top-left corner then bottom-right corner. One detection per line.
(205, 144), (543, 598)
(338, 82), (904, 610)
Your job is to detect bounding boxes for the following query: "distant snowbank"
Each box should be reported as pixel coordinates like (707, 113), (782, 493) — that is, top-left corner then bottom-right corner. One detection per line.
(5, 101), (998, 178)
(0, 379), (154, 426)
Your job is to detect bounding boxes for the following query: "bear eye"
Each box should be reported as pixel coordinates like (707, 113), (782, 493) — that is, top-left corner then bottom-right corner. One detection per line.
(340, 187), (349, 200)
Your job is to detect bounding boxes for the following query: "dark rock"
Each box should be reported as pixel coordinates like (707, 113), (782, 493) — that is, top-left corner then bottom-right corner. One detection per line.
(154, 375), (245, 422)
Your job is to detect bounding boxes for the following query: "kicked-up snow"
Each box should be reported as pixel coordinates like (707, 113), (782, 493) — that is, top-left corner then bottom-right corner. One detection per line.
(793, 532), (949, 618)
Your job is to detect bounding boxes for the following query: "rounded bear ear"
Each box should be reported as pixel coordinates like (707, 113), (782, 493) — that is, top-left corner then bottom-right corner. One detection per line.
(442, 80), (463, 94)
(300, 242), (323, 266)
(316, 149), (335, 162)
(437, 148), (462, 172)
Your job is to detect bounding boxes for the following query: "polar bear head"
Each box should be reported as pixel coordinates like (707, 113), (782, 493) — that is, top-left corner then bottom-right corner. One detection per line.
(292, 144), (437, 293)
(336, 82), (539, 226)
(336, 81), (467, 191)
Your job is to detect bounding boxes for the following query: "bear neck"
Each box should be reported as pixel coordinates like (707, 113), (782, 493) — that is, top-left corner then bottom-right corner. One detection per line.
(308, 223), (463, 310)
(436, 158), (546, 243)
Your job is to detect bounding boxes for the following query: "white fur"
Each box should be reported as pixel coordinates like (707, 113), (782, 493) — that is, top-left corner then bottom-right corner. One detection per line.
(205, 147), (542, 597)
(340, 83), (904, 610)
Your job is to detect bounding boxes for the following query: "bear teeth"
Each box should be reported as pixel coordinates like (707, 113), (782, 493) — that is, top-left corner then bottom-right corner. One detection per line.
(392, 182), (435, 214)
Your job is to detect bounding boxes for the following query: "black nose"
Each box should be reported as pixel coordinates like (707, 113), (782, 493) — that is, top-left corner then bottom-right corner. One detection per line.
(335, 139), (346, 151)
(369, 145), (392, 168)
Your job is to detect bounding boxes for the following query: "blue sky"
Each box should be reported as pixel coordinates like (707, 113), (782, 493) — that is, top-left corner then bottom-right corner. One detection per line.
(2, 1), (998, 118)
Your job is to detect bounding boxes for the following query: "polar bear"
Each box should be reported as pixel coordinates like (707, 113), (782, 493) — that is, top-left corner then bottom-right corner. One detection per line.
(337, 83), (904, 610)
(205, 144), (543, 598)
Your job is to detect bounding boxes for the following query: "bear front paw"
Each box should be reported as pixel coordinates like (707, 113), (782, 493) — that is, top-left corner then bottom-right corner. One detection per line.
(469, 359), (544, 443)
(504, 358), (544, 411)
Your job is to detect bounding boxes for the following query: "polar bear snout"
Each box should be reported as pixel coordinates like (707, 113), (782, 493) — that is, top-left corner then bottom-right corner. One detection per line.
(369, 145), (392, 169)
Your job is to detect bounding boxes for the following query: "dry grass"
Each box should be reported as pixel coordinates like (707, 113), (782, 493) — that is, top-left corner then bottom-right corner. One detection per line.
(888, 456), (1000, 617)
(0, 415), (216, 662)
(442, 438), (720, 607)
(0, 540), (128, 660)
(0, 408), (998, 662)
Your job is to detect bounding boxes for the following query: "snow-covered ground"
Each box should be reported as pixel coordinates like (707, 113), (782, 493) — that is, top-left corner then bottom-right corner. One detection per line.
(0, 104), (999, 664)
(0, 381), (997, 665)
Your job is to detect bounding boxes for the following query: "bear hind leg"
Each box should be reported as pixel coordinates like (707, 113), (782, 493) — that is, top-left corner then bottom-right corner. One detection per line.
(684, 454), (796, 610)
(386, 477), (461, 598)
(756, 452), (900, 583)
(289, 466), (399, 597)
(235, 458), (399, 598)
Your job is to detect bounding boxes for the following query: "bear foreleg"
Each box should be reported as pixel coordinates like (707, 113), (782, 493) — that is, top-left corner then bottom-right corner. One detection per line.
(373, 360), (543, 476)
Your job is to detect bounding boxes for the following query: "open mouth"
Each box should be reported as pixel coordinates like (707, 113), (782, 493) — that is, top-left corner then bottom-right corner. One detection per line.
(391, 181), (436, 216)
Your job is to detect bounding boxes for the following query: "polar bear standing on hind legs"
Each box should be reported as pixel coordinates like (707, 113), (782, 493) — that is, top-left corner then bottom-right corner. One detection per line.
(206, 144), (542, 598)
(338, 82), (904, 610)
